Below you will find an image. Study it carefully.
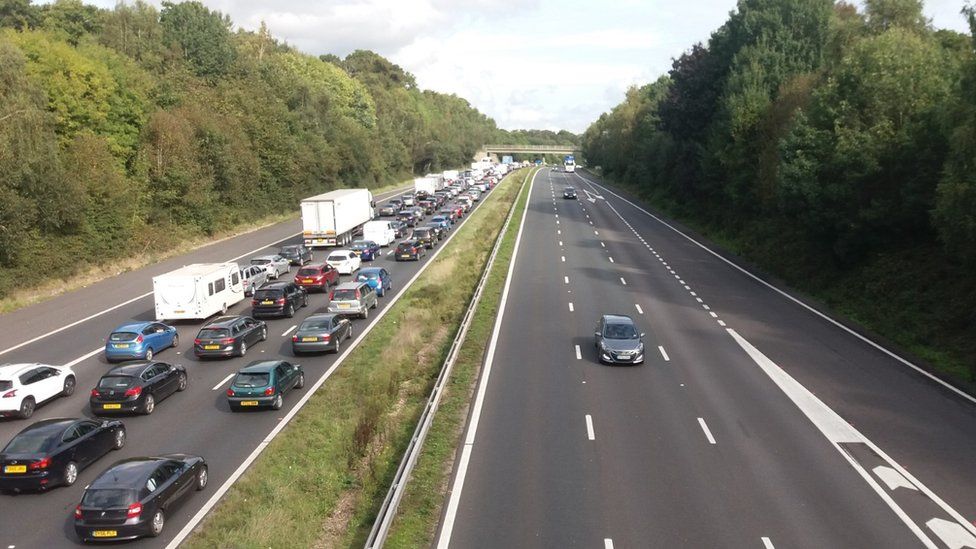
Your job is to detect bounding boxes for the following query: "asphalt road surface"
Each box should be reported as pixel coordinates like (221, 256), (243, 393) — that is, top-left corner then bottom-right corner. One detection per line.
(437, 168), (976, 549)
(0, 180), (504, 548)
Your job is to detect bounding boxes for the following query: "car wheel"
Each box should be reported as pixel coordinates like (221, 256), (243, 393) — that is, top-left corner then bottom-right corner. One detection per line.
(196, 466), (209, 491)
(285, 304), (295, 318)
(261, 327), (268, 341)
(63, 461), (79, 487)
(62, 376), (76, 397)
(142, 393), (155, 415)
(239, 340), (247, 357)
(296, 372), (305, 389)
(144, 347), (154, 361)
(272, 393), (283, 410)
(362, 307), (368, 320)
(303, 295), (309, 308)
(114, 427), (126, 449)
(177, 372), (188, 392)
(18, 397), (34, 419)
(172, 333), (179, 348)
(149, 509), (165, 537)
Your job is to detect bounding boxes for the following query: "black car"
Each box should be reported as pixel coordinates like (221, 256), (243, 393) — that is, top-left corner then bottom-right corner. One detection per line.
(424, 222), (446, 240)
(251, 282), (308, 318)
(395, 240), (425, 261)
(74, 454), (207, 542)
(90, 362), (188, 415)
(278, 244), (313, 266)
(194, 316), (268, 358)
(0, 418), (126, 492)
(291, 314), (353, 354)
(412, 227), (438, 249)
(226, 361), (305, 411)
(594, 314), (645, 365)
(397, 210), (417, 227)
(563, 187), (577, 199)
(390, 220), (408, 238)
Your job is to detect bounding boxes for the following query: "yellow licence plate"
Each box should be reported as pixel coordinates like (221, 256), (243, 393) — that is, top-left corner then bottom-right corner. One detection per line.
(92, 531), (117, 538)
(3, 465), (26, 474)
(261, 300), (274, 305)
(339, 304), (350, 309)
(204, 345), (220, 350)
(302, 337), (317, 342)
(113, 343), (130, 348)
(303, 279), (314, 283)
(240, 401), (259, 406)
(102, 404), (122, 410)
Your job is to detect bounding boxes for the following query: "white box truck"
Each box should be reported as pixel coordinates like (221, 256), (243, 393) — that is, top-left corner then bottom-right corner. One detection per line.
(301, 189), (375, 247)
(442, 169), (459, 182)
(414, 177), (440, 196)
(362, 220), (397, 247)
(153, 263), (245, 321)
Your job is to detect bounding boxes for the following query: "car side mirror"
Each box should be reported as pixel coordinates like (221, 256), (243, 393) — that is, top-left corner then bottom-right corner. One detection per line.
(641, 333), (646, 338)
(594, 331), (601, 337)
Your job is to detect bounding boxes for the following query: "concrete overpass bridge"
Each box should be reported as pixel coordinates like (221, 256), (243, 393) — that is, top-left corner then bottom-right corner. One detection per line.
(483, 144), (578, 155)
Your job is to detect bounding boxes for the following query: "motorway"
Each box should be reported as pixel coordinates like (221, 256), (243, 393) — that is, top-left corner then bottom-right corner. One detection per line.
(437, 168), (976, 548)
(0, 179), (506, 548)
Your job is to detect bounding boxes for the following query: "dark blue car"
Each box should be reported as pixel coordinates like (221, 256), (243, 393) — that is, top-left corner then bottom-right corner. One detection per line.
(350, 240), (381, 262)
(104, 322), (179, 362)
(356, 268), (392, 297)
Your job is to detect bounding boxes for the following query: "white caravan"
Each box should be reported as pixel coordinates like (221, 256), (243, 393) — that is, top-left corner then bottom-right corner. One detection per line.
(153, 262), (245, 321)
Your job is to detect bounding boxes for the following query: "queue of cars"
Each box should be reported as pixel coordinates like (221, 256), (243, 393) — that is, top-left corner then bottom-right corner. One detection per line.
(0, 170), (508, 543)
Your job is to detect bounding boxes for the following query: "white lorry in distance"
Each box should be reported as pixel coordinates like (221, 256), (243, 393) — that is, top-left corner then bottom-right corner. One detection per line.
(362, 220), (397, 247)
(302, 189), (375, 247)
(414, 176), (441, 195)
(153, 262), (245, 321)
(442, 169), (459, 182)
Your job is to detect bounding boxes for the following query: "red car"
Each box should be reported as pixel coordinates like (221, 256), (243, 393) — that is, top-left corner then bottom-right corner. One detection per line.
(294, 263), (339, 292)
(453, 205), (464, 219)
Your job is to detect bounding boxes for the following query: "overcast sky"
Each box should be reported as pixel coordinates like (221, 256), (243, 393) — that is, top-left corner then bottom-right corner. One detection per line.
(78, 0), (973, 133)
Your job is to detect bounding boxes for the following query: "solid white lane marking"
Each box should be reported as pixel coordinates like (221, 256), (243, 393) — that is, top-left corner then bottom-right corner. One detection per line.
(873, 466), (918, 491)
(620, 277), (627, 285)
(212, 373), (235, 391)
(926, 518), (976, 549)
(585, 414), (595, 440)
(698, 418), (716, 444)
(658, 346), (670, 361)
(569, 302), (574, 312)
(762, 538), (775, 549)
(65, 347), (102, 368)
(564, 276), (569, 284)
(635, 304), (644, 315)
(575, 345), (582, 360)
(608, 257), (614, 263)
(281, 325), (297, 337)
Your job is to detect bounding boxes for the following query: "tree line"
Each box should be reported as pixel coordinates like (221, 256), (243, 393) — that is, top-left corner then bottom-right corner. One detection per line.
(0, 0), (573, 299)
(582, 0), (975, 380)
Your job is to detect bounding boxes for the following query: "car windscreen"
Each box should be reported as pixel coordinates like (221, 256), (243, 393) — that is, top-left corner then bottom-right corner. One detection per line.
(253, 289), (283, 300)
(97, 376), (135, 389)
(300, 319), (333, 331)
(280, 246), (299, 253)
(414, 229), (430, 236)
(331, 289), (357, 300)
(357, 272), (379, 280)
(297, 268), (319, 276)
(109, 332), (139, 342)
(350, 242), (366, 249)
(327, 254), (348, 262)
(233, 373), (270, 388)
(197, 328), (230, 339)
(604, 323), (639, 339)
(397, 243), (414, 250)
(82, 489), (137, 508)
(3, 431), (55, 453)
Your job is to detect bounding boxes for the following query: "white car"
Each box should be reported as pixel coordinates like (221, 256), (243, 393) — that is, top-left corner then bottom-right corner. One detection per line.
(250, 255), (290, 279)
(240, 264), (270, 296)
(0, 363), (77, 419)
(326, 250), (362, 275)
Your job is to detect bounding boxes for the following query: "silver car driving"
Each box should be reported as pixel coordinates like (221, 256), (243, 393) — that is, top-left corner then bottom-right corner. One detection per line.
(327, 281), (378, 320)
(594, 314), (645, 365)
(250, 255), (290, 279)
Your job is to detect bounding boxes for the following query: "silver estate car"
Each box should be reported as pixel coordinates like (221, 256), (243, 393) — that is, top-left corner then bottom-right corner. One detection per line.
(250, 255), (290, 279)
(594, 314), (645, 365)
(327, 282), (378, 319)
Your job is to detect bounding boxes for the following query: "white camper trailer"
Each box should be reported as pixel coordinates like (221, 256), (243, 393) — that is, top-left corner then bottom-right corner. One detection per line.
(153, 262), (245, 321)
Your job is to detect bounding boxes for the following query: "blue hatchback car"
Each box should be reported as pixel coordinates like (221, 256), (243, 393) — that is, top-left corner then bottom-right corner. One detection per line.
(104, 322), (179, 362)
(350, 240), (381, 262)
(429, 216), (452, 231)
(356, 268), (393, 297)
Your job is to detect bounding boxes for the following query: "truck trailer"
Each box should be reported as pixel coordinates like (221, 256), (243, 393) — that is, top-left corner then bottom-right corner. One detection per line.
(301, 189), (375, 247)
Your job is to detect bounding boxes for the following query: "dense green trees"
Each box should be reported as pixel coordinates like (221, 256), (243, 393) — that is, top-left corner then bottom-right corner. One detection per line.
(583, 0), (976, 379)
(0, 0), (570, 299)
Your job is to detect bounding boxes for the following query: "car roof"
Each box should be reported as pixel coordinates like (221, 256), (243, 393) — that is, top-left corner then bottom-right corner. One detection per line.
(204, 315), (246, 328)
(112, 321), (153, 333)
(11, 417), (77, 440)
(0, 363), (58, 378)
(334, 281), (364, 290)
(257, 282), (289, 290)
(301, 313), (340, 324)
(300, 263), (330, 270)
(280, 245), (301, 249)
(328, 249), (352, 254)
(90, 457), (169, 489)
(602, 314), (635, 325)
(238, 360), (284, 374)
(359, 267), (383, 274)
(105, 361), (155, 376)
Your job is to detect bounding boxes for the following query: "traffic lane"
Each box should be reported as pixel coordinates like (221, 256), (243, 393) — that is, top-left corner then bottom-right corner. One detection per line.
(0, 185), (414, 357)
(0, 184), (499, 547)
(576, 172), (976, 520)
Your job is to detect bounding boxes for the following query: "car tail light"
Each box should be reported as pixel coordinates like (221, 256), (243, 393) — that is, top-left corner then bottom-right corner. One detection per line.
(135, 335), (143, 344)
(194, 338), (203, 345)
(90, 389), (100, 398)
(2, 389), (16, 398)
(355, 290), (361, 299)
(291, 335), (299, 342)
(226, 388), (235, 397)
(329, 291), (335, 300)
(263, 387), (275, 396)
(220, 338), (235, 345)
(126, 502), (142, 519)
(322, 334), (330, 341)
(124, 386), (142, 398)
(251, 300), (259, 307)
(276, 298), (286, 305)
(74, 505), (83, 519)
(29, 457), (50, 470)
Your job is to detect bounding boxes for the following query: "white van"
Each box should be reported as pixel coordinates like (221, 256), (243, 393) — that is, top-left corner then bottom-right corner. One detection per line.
(153, 262), (245, 321)
(362, 220), (396, 247)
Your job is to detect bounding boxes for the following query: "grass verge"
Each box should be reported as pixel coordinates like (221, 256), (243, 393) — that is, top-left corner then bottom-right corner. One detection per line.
(182, 168), (535, 549)
(380, 166), (533, 548)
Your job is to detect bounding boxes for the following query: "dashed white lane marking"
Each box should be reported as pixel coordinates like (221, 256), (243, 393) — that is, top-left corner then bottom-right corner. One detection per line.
(557, 229), (562, 235)
(698, 417), (717, 444)
(561, 256), (566, 262)
(281, 325), (297, 337)
(604, 539), (614, 549)
(585, 414), (595, 440)
(575, 345), (582, 360)
(718, 320), (727, 327)
(600, 242), (606, 248)
(710, 312), (718, 318)
(594, 230), (599, 235)
(559, 241), (563, 246)
(620, 277), (627, 285)
(569, 302), (574, 312)
(65, 347), (102, 368)
(696, 298), (704, 303)
(609, 257), (614, 263)
(564, 276), (569, 284)
(635, 304), (644, 315)
(658, 346), (670, 361)
(702, 304), (711, 311)
(687, 288), (694, 293)
(212, 373), (235, 391)
(589, 221), (594, 225)
(761, 538), (775, 549)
